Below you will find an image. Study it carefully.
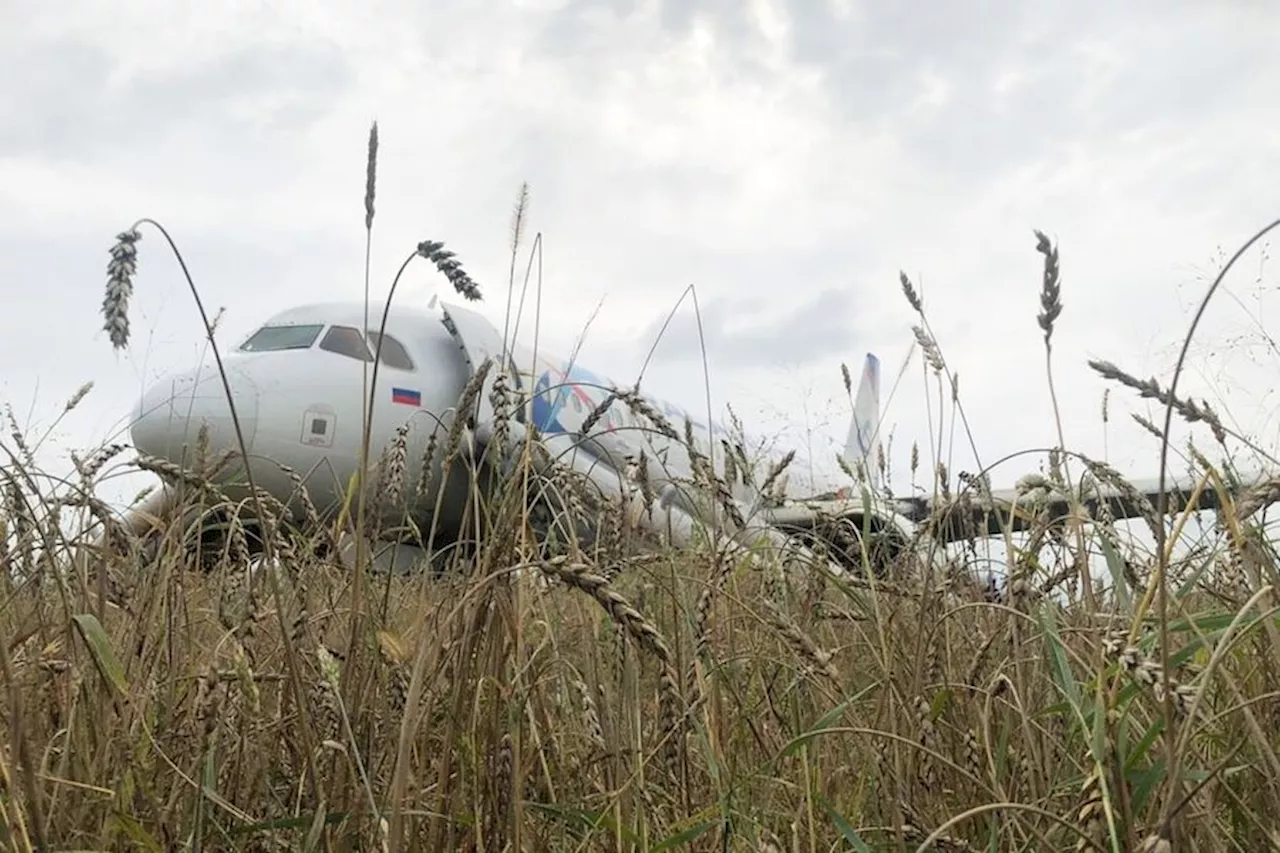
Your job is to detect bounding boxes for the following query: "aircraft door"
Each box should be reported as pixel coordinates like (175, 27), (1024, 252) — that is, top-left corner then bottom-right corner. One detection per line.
(439, 301), (523, 429)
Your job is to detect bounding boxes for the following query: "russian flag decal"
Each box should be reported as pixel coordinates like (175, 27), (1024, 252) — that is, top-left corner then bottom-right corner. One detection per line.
(391, 387), (421, 406)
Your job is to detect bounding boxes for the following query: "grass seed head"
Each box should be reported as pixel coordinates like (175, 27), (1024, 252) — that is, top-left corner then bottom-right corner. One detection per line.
(417, 240), (483, 301)
(103, 227), (140, 350)
(364, 120), (378, 231)
(1035, 228), (1063, 342)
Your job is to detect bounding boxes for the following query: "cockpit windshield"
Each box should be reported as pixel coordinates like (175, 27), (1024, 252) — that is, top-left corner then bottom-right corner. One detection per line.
(239, 323), (324, 352)
(319, 325), (373, 361)
(238, 320), (416, 370)
(366, 330), (415, 370)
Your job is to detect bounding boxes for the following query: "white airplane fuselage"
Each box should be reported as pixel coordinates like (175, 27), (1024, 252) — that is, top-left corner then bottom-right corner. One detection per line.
(129, 299), (880, 553)
(124, 296), (1265, 582)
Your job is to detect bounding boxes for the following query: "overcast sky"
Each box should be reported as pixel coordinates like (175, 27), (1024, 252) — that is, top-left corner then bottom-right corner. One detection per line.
(4, 0), (1280, 509)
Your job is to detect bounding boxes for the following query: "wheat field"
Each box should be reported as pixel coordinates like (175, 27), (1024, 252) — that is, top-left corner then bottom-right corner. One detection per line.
(4, 126), (1280, 852)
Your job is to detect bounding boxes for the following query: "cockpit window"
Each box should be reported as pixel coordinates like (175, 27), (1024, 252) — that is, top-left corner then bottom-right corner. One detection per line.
(365, 330), (415, 370)
(241, 321), (416, 370)
(319, 325), (374, 361)
(239, 323), (324, 352)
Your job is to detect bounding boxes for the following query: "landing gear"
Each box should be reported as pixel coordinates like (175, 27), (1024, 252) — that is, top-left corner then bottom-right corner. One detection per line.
(780, 514), (910, 578)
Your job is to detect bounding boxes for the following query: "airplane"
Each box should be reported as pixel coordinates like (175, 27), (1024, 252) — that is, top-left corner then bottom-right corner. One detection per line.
(117, 296), (1275, 583)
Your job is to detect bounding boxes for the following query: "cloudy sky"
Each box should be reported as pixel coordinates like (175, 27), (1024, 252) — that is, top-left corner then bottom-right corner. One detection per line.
(4, 0), (1280, 509)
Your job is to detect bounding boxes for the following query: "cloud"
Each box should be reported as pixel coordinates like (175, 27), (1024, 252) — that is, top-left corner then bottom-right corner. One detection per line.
(2, 38), (350, 170)
(4, 0), (1280, 510)
(633, 288), (867, 368)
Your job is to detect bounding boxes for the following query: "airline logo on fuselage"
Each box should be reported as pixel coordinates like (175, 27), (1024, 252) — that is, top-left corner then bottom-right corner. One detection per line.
(529, 360), (730, 443)
(530, 363), (605, 434)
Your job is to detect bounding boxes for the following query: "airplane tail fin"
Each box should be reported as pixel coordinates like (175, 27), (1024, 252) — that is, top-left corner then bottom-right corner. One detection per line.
(841, 352), (882, 487)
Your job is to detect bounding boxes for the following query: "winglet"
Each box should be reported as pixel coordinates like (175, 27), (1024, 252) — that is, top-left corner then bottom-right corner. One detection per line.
(841, 352), (882, 486)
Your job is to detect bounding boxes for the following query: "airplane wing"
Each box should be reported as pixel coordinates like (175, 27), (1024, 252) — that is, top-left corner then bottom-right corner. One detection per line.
(924, 468), (1275, 540)
(771, 465), (1278, 547)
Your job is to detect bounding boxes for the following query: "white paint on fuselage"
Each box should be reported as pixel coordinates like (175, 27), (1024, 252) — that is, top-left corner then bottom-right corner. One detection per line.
(130, 299), (856, 545)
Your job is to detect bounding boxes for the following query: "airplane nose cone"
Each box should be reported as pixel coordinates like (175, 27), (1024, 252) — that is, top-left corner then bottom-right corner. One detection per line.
(131, 366), (259, 469)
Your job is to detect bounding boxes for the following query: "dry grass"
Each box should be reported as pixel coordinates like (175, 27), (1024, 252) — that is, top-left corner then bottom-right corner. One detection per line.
(5, 127), (1280, 851)
(9, 440), (1280, 853)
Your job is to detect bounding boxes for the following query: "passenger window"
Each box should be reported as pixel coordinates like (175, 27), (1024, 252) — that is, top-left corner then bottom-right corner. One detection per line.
(319, 326), (373, 361)
(239, 323), (324, 352)
(365, 330), (415, 370)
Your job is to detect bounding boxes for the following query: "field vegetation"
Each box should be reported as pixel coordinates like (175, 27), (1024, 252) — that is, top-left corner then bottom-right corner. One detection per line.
(3, 125), (1280, 851)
